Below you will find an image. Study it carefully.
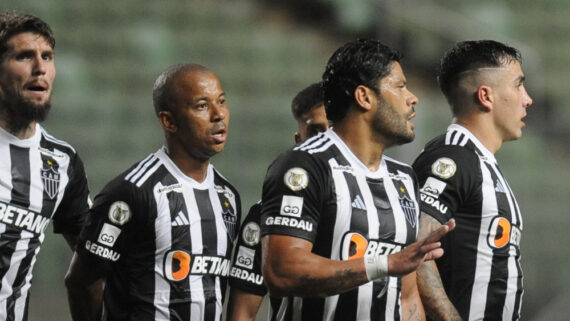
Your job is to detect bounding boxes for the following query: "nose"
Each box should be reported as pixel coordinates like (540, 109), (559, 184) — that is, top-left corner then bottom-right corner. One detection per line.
(522, 86), (533, 108)
(407, 89), (419, 107)
(211, 102), (227, 122)
(32, 55), (47, 76)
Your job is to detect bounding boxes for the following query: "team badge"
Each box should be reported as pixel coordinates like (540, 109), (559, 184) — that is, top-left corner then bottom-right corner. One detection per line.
(283, 167), (308, 191)
(222, 200), (237, 240)
(41, 159), (60, 200)
(108, 201), (131, 225)
(242, 222), (261, 246)
(399, 194), (417, 228)
(431, 157), (457, 179)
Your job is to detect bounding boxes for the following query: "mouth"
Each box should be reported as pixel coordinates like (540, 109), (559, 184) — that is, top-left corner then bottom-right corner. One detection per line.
(25, 81), (49, 95)
(211, 126), (227, 144)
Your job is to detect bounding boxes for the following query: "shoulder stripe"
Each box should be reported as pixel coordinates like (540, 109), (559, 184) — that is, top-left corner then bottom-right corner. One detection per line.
(445, 130), (468, 147)
(133, 160), (162, 187)
(40, 128), (76, 153)
(295, 136), (332, 154)
(125, 154), (159, 184)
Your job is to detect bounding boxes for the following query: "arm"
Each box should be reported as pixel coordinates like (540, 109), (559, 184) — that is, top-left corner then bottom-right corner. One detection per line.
(416, 213), (462, 321)
(62, 233), (79, 251)
(65, 253), (106, 321)
(401, 272), (425, 321)
(227, 288), (264, 321)
(261, 219), (455, 297)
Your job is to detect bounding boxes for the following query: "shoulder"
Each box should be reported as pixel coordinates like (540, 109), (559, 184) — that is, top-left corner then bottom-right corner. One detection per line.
(39, 125), (77, 155)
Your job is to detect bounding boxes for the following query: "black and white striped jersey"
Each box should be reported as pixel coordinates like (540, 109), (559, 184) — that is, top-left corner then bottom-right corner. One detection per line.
(260, 129), (419, 321)
(413, 124), (523, 321)
(0, 124), (90, 321)
(76, 147), (241, 321)
(229, 202), (266, 296)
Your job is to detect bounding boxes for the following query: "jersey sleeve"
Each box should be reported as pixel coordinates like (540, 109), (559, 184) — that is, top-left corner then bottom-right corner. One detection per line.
(52, 153), (91, 235)
(75, 176), (143, 271)
(229, 202), (267, 296)
(260, 150), (329, 243)
(412, 145), (481, 224)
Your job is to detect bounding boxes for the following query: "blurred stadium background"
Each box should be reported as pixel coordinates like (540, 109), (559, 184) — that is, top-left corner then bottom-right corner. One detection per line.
(2, 0), (569, 320)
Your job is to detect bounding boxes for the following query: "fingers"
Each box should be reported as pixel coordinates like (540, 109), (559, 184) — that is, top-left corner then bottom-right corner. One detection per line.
(424, 248), (445, 261)
(423, 219), (455, 244)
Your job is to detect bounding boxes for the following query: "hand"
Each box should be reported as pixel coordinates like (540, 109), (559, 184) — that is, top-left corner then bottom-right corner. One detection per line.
(387, 219), (455, 276)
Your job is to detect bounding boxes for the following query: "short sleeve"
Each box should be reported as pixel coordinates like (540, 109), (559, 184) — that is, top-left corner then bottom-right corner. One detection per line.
(260, 150), (329, 243)
(229, 202), (267, 296)
(76, 176), (142, 271)
(412, 146), (481, 224)
(52, 153), (91, 235)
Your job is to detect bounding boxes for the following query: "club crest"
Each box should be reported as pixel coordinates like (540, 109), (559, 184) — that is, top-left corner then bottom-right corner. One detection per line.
(41, 158), (60, 200)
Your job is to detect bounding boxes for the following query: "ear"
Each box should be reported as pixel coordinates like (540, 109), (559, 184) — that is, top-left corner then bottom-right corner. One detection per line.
(354, 85), (375, 111)
(294, 132), (302, 144)
(158, 111), (177, 133)
(476, 85), (493, 112)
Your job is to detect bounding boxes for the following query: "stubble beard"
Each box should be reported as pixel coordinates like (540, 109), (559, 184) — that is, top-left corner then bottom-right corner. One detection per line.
(372, 99), (414, 146)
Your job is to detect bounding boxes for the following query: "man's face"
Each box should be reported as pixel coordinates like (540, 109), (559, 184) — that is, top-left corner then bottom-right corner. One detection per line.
(295, 104), (329, 143)
(490, 61), (533, 142)
(0, 32), (56, 121)
(371, 62), (419, 146)
(169, 70), (230, 161)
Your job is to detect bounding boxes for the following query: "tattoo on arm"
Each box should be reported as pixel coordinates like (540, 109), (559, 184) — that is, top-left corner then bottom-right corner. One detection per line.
(298, 268), (367, 296)
(405, 303), (422, 321)
(418, 213), (462, 321)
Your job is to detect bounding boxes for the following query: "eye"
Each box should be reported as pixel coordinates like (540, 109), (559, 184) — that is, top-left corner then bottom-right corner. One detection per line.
(42, 53), (53, 61)
(196, 103), (207, 110)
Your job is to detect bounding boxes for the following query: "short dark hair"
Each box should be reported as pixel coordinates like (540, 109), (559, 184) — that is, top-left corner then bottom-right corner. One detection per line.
(152, 63), (209, 116)
(322, 39), (402, 123)
(291, 82), (324, 121)
(438, 40), (521, 114)
(0, 11), (55, 59)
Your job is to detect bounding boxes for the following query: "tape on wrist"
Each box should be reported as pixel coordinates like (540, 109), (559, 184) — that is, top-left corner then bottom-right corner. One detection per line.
(364, 255), (388, 281)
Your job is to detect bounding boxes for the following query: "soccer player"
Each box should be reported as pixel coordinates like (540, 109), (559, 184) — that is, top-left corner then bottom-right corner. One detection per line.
(0, 12), (91, 321)
(260, 39), (455, 321)
(65, 64), (241, 321)
(413, 40), (533, 321)
(227, 82), (329, 321)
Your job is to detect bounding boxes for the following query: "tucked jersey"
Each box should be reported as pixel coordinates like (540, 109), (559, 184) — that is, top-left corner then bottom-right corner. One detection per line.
(260, 130), (419, 321)
(77, 147), (241, 321)
(0, 124), (90, 321)
(413, 124), (523, 321)
(229, 202), (266, 296)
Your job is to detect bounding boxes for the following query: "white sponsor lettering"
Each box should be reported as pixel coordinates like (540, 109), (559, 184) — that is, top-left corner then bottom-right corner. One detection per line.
(85, 240), (120, 261)
(230, 267), (264, 285)
(280, 195), (303, 217)
(97, 223), (121, 247)
(0, 202), (51, 234)
(420, 194), (448, 214)
(188, 255), (231, 276)
(265, 216), (313, 232)
(364, 240), (403, 257)
(235, 246), (255, 269)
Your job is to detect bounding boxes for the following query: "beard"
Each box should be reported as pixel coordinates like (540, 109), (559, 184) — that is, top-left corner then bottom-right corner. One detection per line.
(371, 98), (414, 146)
(1, 93), (51, 133)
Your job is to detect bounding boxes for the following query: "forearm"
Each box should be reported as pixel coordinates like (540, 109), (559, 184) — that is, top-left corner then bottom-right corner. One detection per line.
(65, 253), (106, 321)
(66, 279), (104, 321)
(417, 261), (462, 321)
(264, 246), (368, 297)
(227, 288), (264, 321)
(401, 272), (425, 321)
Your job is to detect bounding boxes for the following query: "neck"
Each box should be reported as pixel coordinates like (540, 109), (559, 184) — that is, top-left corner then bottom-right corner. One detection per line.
(164, 144), (210, 182)
(0, 114), (37, 139)
(454, 116), (502, 154)
(333, 116), (386, 172)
